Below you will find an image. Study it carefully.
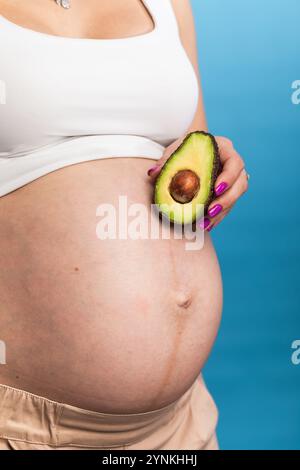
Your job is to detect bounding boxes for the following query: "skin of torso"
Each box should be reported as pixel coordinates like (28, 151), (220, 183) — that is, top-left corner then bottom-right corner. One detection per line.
(0, 0), (223, 413)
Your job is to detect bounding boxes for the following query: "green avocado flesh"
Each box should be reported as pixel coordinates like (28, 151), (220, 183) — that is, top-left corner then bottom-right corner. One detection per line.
(154, 131), (221, 225)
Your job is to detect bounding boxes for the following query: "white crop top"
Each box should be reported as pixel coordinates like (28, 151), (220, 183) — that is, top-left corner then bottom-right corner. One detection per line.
(0, 0), (199, 196)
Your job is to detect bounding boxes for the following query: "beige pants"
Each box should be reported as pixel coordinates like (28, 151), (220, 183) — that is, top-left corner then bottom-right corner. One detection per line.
(0, 376), (218, 450)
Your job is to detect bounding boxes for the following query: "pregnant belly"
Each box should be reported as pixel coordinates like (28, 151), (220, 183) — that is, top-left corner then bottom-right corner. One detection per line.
(0, 157), (223, 413)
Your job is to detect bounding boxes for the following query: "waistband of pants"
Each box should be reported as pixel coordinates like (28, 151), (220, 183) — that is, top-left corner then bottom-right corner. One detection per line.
(0, 379), (200, 448)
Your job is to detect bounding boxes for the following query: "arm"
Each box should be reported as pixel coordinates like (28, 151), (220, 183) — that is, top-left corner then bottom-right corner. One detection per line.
(171, 0), (208, 133)
(148, 0), (249, 231)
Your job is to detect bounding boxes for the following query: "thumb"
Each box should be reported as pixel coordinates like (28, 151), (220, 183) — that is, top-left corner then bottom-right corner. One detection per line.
(147, 137), (184, 182)
(147, 160), (164, 180)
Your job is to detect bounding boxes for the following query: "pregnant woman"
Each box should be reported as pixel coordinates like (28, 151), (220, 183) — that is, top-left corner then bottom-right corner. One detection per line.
(0, 0), (248, 450)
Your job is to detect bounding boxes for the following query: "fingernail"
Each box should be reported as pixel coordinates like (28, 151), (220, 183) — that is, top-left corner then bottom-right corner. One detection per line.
(199, 217), (211, 230)
(208, 204), (223, 218)
(207, 224), (214, 232)
(215, 182), (228, 196)
(147, 165), (159, 176)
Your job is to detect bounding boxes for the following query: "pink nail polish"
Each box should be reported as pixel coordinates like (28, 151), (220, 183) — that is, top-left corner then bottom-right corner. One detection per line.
(147, 165), (159, 176)
(199, 217), (210, 230)
(207, 225), (214, 232)
(215, 182), (228, 196)
(147, 166), (156, 176)
(208, 204), (223, 218)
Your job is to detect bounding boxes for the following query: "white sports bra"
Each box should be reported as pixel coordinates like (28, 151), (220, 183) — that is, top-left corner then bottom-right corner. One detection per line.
(0, 0), (199, 197)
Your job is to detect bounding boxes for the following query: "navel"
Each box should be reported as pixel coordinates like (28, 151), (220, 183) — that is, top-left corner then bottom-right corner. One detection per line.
(175, 290), (193, 310)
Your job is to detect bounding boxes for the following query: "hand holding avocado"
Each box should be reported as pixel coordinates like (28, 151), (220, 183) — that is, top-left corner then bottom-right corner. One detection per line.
(148, 132), (248, 230)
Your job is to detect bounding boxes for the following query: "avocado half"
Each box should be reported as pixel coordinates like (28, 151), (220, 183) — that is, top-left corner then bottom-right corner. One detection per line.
(154, 131), (221, 225)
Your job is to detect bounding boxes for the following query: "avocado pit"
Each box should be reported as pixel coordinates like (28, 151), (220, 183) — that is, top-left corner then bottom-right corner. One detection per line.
(169, 169), (200, 204)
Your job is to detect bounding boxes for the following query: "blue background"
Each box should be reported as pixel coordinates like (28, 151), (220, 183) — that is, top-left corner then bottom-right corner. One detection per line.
(191, 0), (300, 450)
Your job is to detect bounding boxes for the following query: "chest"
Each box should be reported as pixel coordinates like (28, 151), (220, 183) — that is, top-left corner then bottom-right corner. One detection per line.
(0, 0), (155, 40)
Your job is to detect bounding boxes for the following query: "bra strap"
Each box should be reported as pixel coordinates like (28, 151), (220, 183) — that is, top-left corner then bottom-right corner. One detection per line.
(142, 0), (180, 37)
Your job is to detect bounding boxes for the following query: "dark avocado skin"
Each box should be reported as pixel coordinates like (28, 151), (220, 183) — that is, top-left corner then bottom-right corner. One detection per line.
(154, 131), (222, 217)
(195, 131), (222, 213)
